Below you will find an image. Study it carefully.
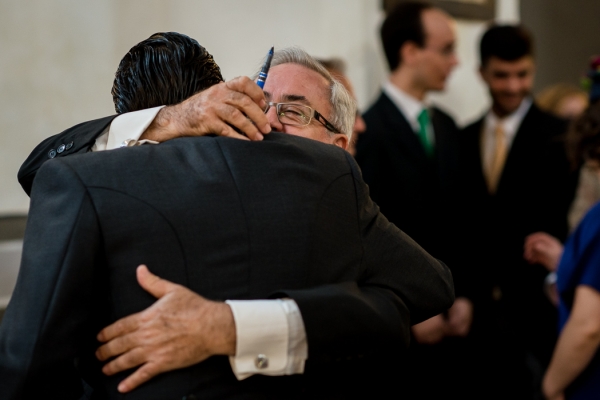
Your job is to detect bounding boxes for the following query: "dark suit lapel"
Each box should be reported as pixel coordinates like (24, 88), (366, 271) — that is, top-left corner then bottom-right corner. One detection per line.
(377, 93), (429, 165)
(464, 117), (488, 193)
(496, 105), (538, 193)
(431, 108), (456, 184)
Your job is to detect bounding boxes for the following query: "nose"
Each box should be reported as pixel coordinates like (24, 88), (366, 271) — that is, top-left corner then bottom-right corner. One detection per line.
(265, 105), (284, 132)
(505, 77), (521, 94)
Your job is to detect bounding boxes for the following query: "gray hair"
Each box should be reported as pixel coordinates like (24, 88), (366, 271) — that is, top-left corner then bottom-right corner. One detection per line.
(254, 47), (356, 139)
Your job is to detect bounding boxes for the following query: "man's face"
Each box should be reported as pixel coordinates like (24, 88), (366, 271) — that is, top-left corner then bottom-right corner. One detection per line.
(480, 56), (535, 116)
(412, 9), (458, 92)
(263, 63), (348, 149)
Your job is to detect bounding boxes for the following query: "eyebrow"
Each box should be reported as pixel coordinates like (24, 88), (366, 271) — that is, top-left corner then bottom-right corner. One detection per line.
(263, 91), (311, 105)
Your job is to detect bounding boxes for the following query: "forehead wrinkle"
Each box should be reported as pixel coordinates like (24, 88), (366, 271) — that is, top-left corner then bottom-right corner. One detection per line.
(280, 93), (311, 106)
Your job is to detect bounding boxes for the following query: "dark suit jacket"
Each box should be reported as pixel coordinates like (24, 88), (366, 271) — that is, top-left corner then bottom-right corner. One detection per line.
(459, 103), (577, 366)
(1, 132), (454, 399)
(355, 92), (466, 294)
(18, 115), (117, 196)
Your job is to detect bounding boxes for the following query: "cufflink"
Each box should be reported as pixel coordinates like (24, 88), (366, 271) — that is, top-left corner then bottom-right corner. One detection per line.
(255, 354), (269, 369)
(121, 139), (137, 147)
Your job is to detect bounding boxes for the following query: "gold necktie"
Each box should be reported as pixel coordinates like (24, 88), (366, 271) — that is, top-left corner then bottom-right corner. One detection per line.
(486, 122), (508, 194)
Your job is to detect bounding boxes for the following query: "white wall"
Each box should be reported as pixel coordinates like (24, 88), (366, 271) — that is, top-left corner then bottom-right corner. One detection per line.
(0, 0), (518, 214)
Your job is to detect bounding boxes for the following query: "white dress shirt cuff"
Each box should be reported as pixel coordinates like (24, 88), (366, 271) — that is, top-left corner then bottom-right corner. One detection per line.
(226, 298), (307, 380)
(92, 106), (165, 151)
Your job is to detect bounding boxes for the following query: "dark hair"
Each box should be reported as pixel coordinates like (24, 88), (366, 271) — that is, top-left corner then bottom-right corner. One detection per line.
(112, 32), (224, 114)
(480, 25), (534, 66)
(567, 100), (600, 168)
(380, 1), (433, 71)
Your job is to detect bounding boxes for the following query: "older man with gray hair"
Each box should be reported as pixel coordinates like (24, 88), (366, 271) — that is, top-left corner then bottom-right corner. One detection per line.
(4, 46), (453, 399)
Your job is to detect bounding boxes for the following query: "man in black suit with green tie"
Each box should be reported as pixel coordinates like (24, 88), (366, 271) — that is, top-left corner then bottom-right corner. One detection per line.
(459, 25), (578, 398)
(355, 2), (472, 398)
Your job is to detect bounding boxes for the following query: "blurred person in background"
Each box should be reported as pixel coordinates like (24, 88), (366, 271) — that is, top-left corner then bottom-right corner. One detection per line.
(460, 24), (578, 398)
(317, 57), (366, 156)
(542, 65), (600, 399)
(526, 69), (600, 272)
(355, 2), (473, 398)
(537, 83), (588, 121)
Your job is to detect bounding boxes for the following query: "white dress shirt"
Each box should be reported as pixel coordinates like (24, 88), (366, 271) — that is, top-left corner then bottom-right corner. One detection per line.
(481, 97), (532, 174)
(382, 80), (435, 146)
(90, 107), (308, 380)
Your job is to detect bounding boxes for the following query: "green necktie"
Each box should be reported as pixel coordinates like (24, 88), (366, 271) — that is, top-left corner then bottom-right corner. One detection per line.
(417, 109), (434, 158)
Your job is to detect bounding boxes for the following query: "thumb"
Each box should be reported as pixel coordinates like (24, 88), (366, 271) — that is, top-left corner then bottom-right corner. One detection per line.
(136, 264), (176, 299)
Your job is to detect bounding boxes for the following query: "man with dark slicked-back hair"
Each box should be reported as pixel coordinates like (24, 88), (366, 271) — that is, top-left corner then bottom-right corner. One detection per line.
(18, 31), (230, 196)
(2, 42), (455, 399)
(459, 24), (578, 398)
(112, 32), (224, 114)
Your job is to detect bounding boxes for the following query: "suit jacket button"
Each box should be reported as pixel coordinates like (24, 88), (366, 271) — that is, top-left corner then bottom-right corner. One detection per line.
(182, 395), (197, 400)
(48, 149), (57, 158)
(65, 141), (74, 150)
(57, 144), (66, 153)
(255, 354), (269, 369)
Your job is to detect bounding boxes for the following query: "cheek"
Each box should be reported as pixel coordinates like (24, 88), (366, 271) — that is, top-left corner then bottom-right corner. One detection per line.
(489, 79), (507, 92)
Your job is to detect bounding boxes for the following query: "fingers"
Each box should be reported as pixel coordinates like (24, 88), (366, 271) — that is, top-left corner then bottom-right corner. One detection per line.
(96, 332), (138, 361)
(219, 106), (264, 141)
(97, 311), (142, 343)
(224, 77), (270, 136)
(117, 362), (163, 393)
(100, 343), (147, 374)
(226, 76), (267, 110)
(136, 265), (177, 299)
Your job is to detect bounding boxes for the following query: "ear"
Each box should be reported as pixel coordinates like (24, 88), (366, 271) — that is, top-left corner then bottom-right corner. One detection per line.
(401, 41), (421, 66)
(332, 134), (349, 150)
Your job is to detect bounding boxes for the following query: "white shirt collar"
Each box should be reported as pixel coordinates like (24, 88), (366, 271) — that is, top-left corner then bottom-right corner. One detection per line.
(382, 79), (426, 132)
(483, 97), (532, 142)
(480, 97), (533, 174)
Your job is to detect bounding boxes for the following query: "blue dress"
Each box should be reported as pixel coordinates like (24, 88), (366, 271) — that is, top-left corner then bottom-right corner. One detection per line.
(557, 201), (600, 399)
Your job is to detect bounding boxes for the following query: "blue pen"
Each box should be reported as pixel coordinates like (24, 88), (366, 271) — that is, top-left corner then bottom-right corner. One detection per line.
(256, 46), (274, 89)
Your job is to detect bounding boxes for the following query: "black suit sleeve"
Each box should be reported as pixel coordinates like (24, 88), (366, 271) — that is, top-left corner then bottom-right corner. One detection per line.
(278, 153), (455, 361)
(0, 160), (102, 399)
(18, 115), (117, 196)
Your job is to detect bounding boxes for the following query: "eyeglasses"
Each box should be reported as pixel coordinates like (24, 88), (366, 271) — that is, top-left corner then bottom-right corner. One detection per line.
(264, 102), (341, 133)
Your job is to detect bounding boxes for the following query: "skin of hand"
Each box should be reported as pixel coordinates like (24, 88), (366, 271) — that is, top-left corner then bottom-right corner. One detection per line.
(139, 76), (271, 143)
(445, 297), (473, 337)
(411, 314), (446, 345)
(542, 285), (600, 399)
(95, 265), (236, 393)
(523, 232), (564, 272)
(544, 392), (565, 400)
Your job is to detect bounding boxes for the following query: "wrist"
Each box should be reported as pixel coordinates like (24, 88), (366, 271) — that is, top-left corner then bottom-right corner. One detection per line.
(210, 301), (237, 356)
(140, 106), (179, 142)
(542, 374), (560, 399)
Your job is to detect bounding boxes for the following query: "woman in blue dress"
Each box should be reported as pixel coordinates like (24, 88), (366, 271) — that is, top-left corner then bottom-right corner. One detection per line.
(543, 59), (600, 400)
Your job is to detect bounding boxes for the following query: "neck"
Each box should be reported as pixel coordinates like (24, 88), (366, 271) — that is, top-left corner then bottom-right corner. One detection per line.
(389, 68), (426, 101)
(491, 101), (522, 119)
